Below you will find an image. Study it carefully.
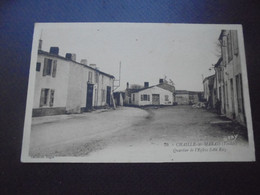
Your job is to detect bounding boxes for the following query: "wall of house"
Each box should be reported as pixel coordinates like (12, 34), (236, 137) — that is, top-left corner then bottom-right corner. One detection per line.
(66, 63), (114, 112)
(34, 52), (114, 116)
(219, 30), (245, 125)
(175, 94), (189, 105)
(33, 54), (70, 116)
(96, 74), (114, 107)
(66, 62), (89, 113)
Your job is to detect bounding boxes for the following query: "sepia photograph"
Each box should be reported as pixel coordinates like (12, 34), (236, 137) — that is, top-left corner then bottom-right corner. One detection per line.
(21, 23), (255, 162)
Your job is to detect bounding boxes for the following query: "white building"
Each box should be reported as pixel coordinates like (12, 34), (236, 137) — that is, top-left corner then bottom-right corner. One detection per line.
(217, 30), (246, 125)
(130, 86), (173, 106)
(33, 47), (114, 116)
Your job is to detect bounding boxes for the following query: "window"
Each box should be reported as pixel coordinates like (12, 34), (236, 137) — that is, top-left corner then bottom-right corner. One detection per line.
(95, 72), (99, 83)
(236, 74), (244, 113)
(40, 88), (55, 107)
(225, 81), (229, 109)
(49, 90), (55, 107)
(101, 89), (105, 102)
(165, 95), (169, 101)
(52, 60), (57, 77)
(232, 31), (239, 55)
(141, 94), (150, 101)
(88, 71), (93, 83)
(36, 62), (41, 71)
(40, 88), (49, 107)
(227, 32), (233, 62)
(43, 58), (57, 77)
(133, 94), (135, 102)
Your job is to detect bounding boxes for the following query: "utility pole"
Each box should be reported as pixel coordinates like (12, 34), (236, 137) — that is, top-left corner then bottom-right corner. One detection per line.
(113, 61), (121, 91)
(111, 61), (121, 109)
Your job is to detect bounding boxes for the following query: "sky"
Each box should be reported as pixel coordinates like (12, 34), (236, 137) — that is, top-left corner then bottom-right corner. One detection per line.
(36, 23), (224, 91)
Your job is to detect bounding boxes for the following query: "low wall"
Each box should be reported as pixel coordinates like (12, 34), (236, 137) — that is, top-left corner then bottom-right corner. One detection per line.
(32, 107), (66, 117)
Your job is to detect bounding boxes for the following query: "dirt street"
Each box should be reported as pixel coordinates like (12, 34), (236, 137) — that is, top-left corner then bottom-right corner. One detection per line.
(29, 105), (249, 161)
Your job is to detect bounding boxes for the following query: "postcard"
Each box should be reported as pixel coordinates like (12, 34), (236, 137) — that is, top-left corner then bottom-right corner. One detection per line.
(21, 23), (255, 162)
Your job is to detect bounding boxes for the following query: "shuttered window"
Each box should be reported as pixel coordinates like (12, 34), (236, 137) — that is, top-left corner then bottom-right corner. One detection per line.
(52, 60), (57, 77)
(233, 31), (239, 55)
(39, 88), (55, 107)
(227, 32), (233, 62)
(36, 62), (41, 72)
(49, 89), (55, 107)
(101, 89), (105, 102)
(40, 88), (49, 107)
(88, 71), (93, 83)
(43, 58), (57, 77)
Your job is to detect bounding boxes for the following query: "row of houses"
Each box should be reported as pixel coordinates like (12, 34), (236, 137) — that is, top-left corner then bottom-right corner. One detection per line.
(203, 30), (246, 126)
(33, 43), (115, 117)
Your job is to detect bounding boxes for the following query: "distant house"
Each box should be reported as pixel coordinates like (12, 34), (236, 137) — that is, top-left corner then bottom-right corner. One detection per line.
(33, 45), (114, 116)
(125, 79), (175, 106)
(175, 90), (202, 105)
(203, 74), (215, 108)
(130, 86), (173, 106)
(175, 90), (189, 105)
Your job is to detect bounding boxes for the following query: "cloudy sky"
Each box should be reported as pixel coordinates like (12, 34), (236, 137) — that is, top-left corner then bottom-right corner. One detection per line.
(35, 23), (227, 91)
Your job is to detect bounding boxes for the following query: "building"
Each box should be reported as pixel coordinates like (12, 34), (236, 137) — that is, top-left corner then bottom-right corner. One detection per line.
(203, 75), (215, 108)
(113, 91), (124, 106)
(157, 79), (176, 102)
(175, 90), (202, 105)
(125, 79), (175, 106)
(130, 86), (173, 106)
(33, 46), (114, 116)
(175, 90), (189, 105)
(216, 30), (246, 125)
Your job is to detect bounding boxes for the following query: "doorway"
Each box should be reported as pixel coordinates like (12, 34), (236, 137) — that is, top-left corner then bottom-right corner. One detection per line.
(106, 86), (111, 106)
(152, 94), (160, 105)
(86, 83), (94, 110)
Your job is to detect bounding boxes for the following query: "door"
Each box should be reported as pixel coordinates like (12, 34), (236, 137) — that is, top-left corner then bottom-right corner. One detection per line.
(152, 94), (160, 105)
(86, 83), (94, 109)
(106, 86), (111, 106)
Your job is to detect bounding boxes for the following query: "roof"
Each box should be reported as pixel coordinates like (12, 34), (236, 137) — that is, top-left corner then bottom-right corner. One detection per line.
(156, 83), (175, 93)
(175, 90), (189, 94)
(38, 50), (115, 79)
(131, 85), (172, 93)
(203, 74), (215, 83)
(218, 30), (227, 40)
(214, 58), (223, 68)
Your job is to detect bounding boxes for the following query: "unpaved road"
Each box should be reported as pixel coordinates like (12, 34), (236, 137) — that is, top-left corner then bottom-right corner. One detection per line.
(29, 106), (250, 161)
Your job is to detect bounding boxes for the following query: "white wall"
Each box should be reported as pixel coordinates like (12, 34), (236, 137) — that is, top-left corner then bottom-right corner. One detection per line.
(33, 55), (70, 109)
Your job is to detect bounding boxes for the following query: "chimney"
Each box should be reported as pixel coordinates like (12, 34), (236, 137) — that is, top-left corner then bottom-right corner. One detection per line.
(89, 64), (97, 69)
(144, 82), (149, 88)
(65, 53), (76, 61)
(38, 39), (42, 50)
(50, 47), (59, 55)
(81, 59), (88, 65)
(159, 78), (164, 84)
(127, 82), (129, 89)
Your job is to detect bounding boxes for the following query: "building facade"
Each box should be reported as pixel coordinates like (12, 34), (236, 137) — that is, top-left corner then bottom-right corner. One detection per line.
(216, 30), (246, 125)
(203, 75), (215, 108)
(33, 47), (114, 116)
(175, 90), (201, 105)
(130, 86), (173, 106)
